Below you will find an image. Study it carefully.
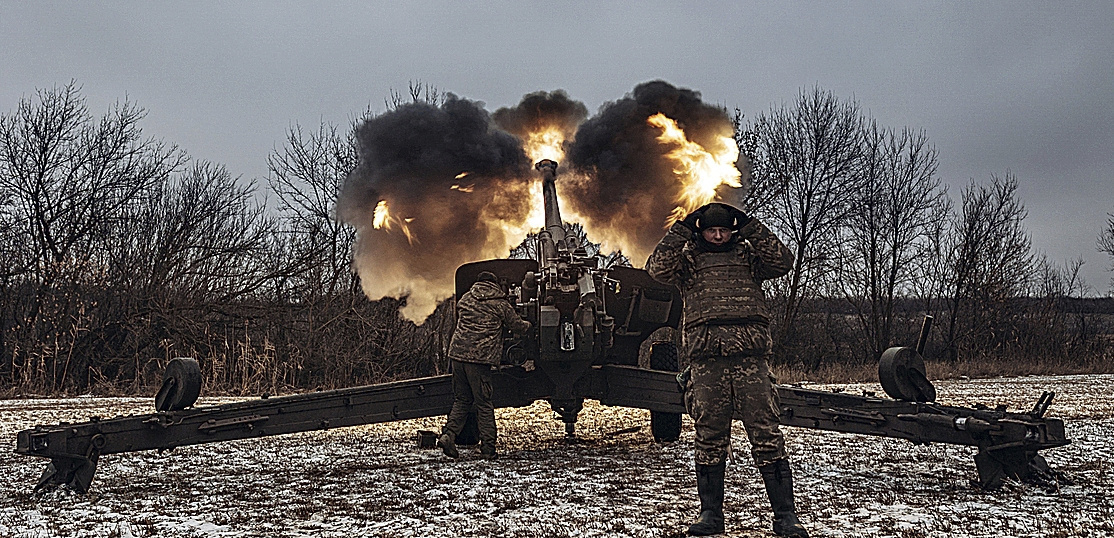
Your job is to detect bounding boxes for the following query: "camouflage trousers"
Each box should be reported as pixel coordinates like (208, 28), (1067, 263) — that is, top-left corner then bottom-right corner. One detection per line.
(683, 353), (786, 467)
(442, 359), (497, 448)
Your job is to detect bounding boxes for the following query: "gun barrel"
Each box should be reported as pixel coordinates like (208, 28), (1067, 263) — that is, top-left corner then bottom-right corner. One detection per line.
(535, 160), (566, 262)
(916, 315), (934, 355)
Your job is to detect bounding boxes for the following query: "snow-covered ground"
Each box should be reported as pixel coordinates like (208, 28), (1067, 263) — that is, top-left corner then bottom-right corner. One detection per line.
(2, 374), (1112, 538)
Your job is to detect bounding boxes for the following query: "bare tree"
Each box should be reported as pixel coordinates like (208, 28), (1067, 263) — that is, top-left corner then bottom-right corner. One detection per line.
(1099, 213), (1114, 294)
(267, 119), (363, 299)
(386, 80), (445, 110)
(0, 82), (185, 389)
(941, 172), (1033, 360)
(111, 161), (276, 302)
(742, 87), (864, 352)
(1025, 255), (1094, 357)
(0, 189), (21, 379)
(29, 161), (279, 391)
(733, 108), (782, 212)
(837, 123), (947, 357)
(0, 189), (28, 282)
(0, 82), (476, 393)
(0, 82), (185, 287)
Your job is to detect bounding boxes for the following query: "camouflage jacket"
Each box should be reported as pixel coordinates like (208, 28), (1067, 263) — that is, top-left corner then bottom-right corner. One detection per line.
(447, 281), (532, 365)
(646, 219), (794, 359)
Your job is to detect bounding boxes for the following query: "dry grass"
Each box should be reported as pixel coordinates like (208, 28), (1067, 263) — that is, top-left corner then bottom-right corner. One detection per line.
(773, 350), (1114, 385)
(4, 349), (1111, 399)
(926, 351), (1114, 380)
(773, 360), (880, 385)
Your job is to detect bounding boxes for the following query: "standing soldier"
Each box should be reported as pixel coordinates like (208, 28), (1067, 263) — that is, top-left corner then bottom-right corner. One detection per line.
(647, 203), (808, 537)
(438, 271), (531, 459)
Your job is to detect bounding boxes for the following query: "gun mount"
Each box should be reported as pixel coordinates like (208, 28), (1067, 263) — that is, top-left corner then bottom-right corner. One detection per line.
(16, 163), (1069, 494)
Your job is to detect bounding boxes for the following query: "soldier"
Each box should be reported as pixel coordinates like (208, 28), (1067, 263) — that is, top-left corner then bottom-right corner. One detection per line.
(647, 203), (808, 537)
(438, 271), (531, 459)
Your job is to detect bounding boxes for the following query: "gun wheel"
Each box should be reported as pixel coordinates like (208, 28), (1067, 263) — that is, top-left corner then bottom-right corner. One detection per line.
(155, 357), (203, 411)
(878, 347), (936, 402)
(649, 343), (682, 442)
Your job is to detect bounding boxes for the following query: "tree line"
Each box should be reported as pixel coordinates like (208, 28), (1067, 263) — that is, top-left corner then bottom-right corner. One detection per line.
(738, 87), (1110, 371)
(0, 82), (454, 395)
(1, 82), (1110, 395)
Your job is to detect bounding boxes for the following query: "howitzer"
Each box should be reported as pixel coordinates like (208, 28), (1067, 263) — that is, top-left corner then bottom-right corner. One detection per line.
(16, 162), (1068, 493)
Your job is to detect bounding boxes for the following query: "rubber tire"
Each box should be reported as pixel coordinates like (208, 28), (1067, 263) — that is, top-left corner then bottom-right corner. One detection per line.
(878, 346), (935, 402)
(649, 343), (682, 442)
(154, 357), (202, 411)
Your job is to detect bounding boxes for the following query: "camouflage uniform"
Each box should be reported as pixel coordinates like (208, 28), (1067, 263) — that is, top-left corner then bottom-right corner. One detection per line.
(647, 217), (794, 467)
(442, 280), (531, 451)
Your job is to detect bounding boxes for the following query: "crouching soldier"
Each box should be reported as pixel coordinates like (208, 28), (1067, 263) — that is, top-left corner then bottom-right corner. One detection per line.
(647, 203), (808, 537)
(438, 271), (531, 459)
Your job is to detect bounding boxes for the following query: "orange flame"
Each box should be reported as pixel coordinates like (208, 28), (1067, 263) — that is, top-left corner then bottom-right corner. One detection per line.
(524, 127), (566, 164)
(372, 200), (416, 245)
(520, 128), (580, 232)
(372, 200), (389, 229)
(647, 113), (741, 228)
(358, 126), (585, 321)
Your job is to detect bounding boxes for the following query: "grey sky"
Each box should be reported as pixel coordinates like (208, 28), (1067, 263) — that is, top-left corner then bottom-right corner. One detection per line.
(3, 1), (1112, 292)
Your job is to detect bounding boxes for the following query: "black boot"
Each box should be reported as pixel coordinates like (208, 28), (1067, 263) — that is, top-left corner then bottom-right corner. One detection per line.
(687, 463), (725, 536)
(436, 432), (459, 458)
(759, 459), (809, 538)
(479, 440), (497, 459)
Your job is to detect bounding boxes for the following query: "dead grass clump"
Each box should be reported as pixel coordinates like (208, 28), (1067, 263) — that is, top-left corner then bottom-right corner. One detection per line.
(927, 351), (1114, 381)
(769, 349), (1113, 386)
(773, 361), (878, 385)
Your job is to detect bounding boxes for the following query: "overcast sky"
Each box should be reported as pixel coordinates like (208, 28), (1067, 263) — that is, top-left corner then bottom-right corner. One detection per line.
(3, 1), (1112, 292)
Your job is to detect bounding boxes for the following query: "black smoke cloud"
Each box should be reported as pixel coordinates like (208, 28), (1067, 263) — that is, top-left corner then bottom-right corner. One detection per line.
(341, 95), (529, 213)
(565, 80), (746, 263)
(339, 95), (533, 320)
(338, 82), (744, 320)
(493, 89), (588, 144)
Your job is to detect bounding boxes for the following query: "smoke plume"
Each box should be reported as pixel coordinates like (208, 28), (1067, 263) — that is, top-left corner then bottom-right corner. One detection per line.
(565, 80), (747, 264)
(339, 82), (745, 322)
(493, 90), (588, 163)
(339, 95), (533, 321)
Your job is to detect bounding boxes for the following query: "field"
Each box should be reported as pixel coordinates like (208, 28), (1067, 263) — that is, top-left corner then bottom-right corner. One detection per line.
(2, 374), (1112, 537)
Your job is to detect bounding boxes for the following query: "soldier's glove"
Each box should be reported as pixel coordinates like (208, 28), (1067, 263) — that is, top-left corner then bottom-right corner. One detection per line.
(728, 206), (754, 231)
(679, 210), (702, 235)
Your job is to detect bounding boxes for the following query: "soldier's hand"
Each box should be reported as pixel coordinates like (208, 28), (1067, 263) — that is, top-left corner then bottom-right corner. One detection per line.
(729, 206), (754, 230)
(679, 210), (701, 235)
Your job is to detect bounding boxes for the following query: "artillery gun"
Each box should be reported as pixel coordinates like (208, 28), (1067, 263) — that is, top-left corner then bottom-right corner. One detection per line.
(16, 161), (1069, 493)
